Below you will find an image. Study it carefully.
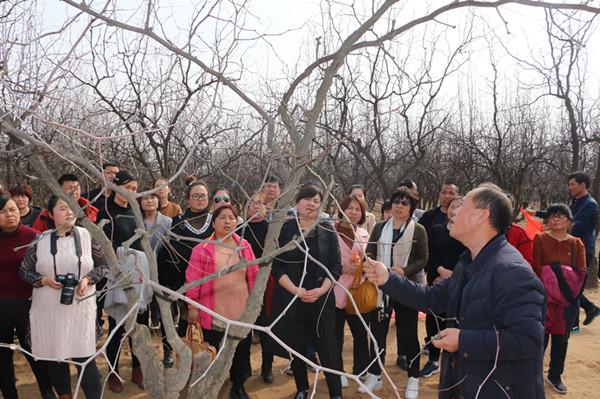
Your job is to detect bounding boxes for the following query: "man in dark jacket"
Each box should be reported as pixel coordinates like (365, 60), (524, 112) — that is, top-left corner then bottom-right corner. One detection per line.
(419, 182), (459, 376)
(365, 184), (546, 398)
(82, 162), (119, 212)
(418, 182), (459, 233)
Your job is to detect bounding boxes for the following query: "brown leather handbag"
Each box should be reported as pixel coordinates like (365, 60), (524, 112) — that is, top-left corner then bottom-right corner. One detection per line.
(186, 323), (217, 360)
(345, 260), (378, 315)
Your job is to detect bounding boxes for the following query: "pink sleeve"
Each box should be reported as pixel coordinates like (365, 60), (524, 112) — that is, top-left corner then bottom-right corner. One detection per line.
(357, 228), (370, 253)
(185, 247), (204, 301)
(241, 240), (259, 291)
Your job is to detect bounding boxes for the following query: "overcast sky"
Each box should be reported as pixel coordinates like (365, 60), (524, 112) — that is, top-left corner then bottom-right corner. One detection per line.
(35, 0), (600, 117)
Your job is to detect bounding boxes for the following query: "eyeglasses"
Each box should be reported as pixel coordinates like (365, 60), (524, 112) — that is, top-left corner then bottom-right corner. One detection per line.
(392, 198), (411, 206)
(190, 193), (208, 200)
(549, 214), (568, 220)
(214, 195), (230, 204)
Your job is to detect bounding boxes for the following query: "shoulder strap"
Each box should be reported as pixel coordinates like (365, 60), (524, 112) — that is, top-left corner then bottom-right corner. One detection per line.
(570, 238), (575, 270)
(50, 228), (83, 279)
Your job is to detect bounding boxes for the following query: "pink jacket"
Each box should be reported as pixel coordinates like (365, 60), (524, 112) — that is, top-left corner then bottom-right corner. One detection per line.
(333, 227), (370, 309)
(540, 264), (586, 335)
(185, 233), (258, 330)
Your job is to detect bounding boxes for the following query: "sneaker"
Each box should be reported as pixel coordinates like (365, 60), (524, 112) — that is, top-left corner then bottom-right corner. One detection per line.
(419, 361), (440, 378)
(571, 325), (581, 334)
(405, 376), (419, 399)
(396, 355), (408, 370)
(340, 375), (349, 388)
(583, 306), (600, 326)
(357, 373), (382, 393)
(546, 375), (567, 394)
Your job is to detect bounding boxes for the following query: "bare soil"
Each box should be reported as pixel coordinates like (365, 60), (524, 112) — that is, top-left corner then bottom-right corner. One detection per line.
(14, 289), (600, 398)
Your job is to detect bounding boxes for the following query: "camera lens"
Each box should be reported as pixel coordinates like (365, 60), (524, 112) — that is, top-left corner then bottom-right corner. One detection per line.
(60, 286), (76, 305)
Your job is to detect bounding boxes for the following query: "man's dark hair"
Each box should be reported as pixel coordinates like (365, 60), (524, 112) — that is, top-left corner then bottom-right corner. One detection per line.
(471, 184), (512, 234)
(102, 162), (118, 170)
(442, 181), (460, 194)
(58, 174), (78, 186)
(264, 174), (281, 187)
(568, 171), (591, 189)
(113, 170), (137, 186)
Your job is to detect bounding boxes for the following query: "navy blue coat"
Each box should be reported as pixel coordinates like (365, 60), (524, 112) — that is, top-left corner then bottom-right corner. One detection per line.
(380, 235), (546, 398)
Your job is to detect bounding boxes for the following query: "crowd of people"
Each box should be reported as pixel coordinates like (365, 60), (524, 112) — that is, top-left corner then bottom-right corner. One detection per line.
(1, 165), (599, 399)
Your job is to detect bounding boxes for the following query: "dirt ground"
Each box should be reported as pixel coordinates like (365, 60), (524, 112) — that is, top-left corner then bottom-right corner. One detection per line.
(12, 288), (600, 398)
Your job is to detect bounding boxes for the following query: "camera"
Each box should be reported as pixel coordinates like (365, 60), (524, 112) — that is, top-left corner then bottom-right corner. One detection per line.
(56, 273), (79, 305)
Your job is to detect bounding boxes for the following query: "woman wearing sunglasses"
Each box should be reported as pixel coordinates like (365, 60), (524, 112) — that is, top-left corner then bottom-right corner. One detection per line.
(363, 187), (428, 399)
(211, 188), (244, 226)
(211, 188), (232, 210)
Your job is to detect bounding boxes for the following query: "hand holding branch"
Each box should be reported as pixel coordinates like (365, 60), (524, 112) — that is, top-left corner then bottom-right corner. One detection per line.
(364, 258), (390, 286)
(431, 328), (460, 353)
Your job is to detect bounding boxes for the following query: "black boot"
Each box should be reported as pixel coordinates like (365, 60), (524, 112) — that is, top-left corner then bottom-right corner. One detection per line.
(230, 385), (250, 399)
(261, 365), (274, 384)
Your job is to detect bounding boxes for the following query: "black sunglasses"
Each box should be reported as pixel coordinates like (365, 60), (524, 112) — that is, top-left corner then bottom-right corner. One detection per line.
(392, 198), (411, 206)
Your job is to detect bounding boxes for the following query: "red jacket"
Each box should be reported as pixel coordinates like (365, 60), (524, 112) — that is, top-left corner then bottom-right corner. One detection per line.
(33, 197), (98, 231)
(185, 233), (258, 330)
(506, 223), (533, 265)
(541, 264), (586, 334)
